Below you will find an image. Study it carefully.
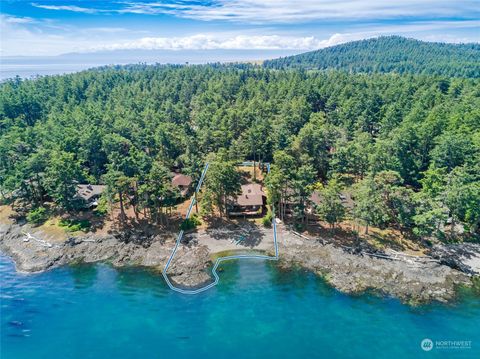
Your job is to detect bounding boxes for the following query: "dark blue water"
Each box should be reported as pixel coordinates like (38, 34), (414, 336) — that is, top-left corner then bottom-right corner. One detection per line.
(1, 254), (479, 359)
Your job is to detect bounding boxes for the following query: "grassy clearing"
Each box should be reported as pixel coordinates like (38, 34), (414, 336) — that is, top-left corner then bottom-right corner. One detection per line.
(58, 218), (91, 232)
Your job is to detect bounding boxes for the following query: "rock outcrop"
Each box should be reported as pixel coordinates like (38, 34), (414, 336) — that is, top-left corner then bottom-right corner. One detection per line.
(0, 223), (212, 288)
(276, 232), (472, 303)
(1, 222), (477, 304)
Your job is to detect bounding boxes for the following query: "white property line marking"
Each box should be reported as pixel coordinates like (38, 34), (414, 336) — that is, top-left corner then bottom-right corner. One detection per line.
(162, 162), (279, 295)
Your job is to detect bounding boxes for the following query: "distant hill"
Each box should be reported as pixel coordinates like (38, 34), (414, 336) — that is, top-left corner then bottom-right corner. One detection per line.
(263, 36), (480, 78)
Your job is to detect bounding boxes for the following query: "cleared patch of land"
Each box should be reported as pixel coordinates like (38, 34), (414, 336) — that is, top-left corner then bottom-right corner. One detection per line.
(184, 225), (275, 254)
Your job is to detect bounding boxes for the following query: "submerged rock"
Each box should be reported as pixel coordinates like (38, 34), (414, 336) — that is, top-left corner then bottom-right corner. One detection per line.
(0, 222), (477, 303)
(275, 229), (473, 304)
(0, 223), (210, 288)
(166, 245), (212, 288)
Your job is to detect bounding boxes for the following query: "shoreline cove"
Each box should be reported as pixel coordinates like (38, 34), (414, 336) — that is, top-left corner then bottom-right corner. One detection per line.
(163, 161), (281, 294)
(2, 252), (479, 359)
(1, 222), (478, 305)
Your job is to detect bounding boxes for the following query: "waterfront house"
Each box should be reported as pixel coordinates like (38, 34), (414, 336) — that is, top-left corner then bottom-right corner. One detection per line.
(306, 190), (354, 218)
(280, 188), (354, 221)
(171, 173), (193, 197)
(76, 184), (106, 208)
(227, 183), (266, 217)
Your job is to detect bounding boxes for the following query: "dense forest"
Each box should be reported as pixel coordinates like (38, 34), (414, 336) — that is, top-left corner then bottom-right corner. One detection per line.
(1, 56), (479, 240)
(264, 36), (480, 78)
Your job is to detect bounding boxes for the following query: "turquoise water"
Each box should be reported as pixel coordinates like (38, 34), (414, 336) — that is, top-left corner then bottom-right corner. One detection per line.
(1, 255), (479, 359)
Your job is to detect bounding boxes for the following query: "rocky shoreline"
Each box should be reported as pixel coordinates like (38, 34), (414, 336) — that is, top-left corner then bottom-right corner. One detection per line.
(1, 222), (479, 304)
(0, 223), (213, 288)
(275, 230), (477, 304)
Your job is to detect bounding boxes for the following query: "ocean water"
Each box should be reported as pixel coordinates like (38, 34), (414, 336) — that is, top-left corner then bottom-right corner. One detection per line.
(0, 49), (301, 80)
(1, 254), (479, 359)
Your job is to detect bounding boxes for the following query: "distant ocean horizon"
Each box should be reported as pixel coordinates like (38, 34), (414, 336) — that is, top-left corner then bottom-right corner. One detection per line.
(0, 63), (110, 80)
(0, 49), (301, 80)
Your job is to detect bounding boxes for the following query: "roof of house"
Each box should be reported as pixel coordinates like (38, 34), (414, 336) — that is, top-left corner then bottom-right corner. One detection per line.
(241, 183), (265, 196)
(308, 190), (354, 209)
(235, 193), (264, 206)
(284, 189), (323, 206)
(171, 173), (192, 187)
(76, 184), (106, 201)
(230, 183), (265, 207)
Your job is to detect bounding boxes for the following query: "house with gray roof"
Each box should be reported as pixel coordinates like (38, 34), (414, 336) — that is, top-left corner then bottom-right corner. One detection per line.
(227, 183), (266, 217)
(76, 184), (106, 208)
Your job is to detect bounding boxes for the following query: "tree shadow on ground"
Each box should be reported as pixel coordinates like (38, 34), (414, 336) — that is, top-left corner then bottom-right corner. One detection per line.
(108, 216), (178, 246)
(238, 225), (265, 248)
(300, 219), (420, 253)
(202, 217), (265, 248)
(300, 221), (357, 245)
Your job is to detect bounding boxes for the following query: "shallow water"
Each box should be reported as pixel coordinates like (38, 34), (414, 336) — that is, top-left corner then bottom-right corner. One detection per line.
(1, 254), (479, 358)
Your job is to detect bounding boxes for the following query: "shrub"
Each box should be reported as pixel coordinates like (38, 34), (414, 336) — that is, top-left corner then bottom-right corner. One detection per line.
(58, 218), (91, 232)
(294, 222), (305, 232)
(262, 208), (273, 227)
(26, 207), (48, 225)
(94, 195), (109, 216)
(180, 214), (201, 231)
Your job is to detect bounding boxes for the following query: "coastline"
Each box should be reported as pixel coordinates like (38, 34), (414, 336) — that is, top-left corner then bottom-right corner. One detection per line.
(1, 221), (478, 304)
(275, 230), (476, 304)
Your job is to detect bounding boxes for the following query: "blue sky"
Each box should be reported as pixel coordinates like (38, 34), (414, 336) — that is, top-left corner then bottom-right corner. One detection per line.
(1, 0), (479, 56)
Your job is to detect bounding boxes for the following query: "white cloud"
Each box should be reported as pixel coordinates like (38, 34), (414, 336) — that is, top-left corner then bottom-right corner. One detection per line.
(0, 15), (72, 56)
(31, 3), (98, 14)
(88, 33), (348, 52)
(2, 15), (36, 24)
(1, 11), (478, 57)
(28, 1), (480, 23)
(83, 19), (480, 53)
(110, 1), (480, 23)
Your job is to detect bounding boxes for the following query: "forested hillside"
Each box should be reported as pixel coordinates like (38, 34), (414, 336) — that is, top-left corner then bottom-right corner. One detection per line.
(264, 36), (480, 78)
(1, 63), (479, 239)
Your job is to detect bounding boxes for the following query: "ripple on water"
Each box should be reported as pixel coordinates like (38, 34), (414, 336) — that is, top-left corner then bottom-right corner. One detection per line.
(1, 254), (479, 359)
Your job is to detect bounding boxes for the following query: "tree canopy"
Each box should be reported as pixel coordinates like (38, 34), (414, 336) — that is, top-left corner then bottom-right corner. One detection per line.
(1, 55), (479, 239)
(264, 36), (480, 78)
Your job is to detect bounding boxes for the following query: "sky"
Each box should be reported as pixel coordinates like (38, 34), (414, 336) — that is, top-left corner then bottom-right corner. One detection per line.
(1, 0), (479, 57)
